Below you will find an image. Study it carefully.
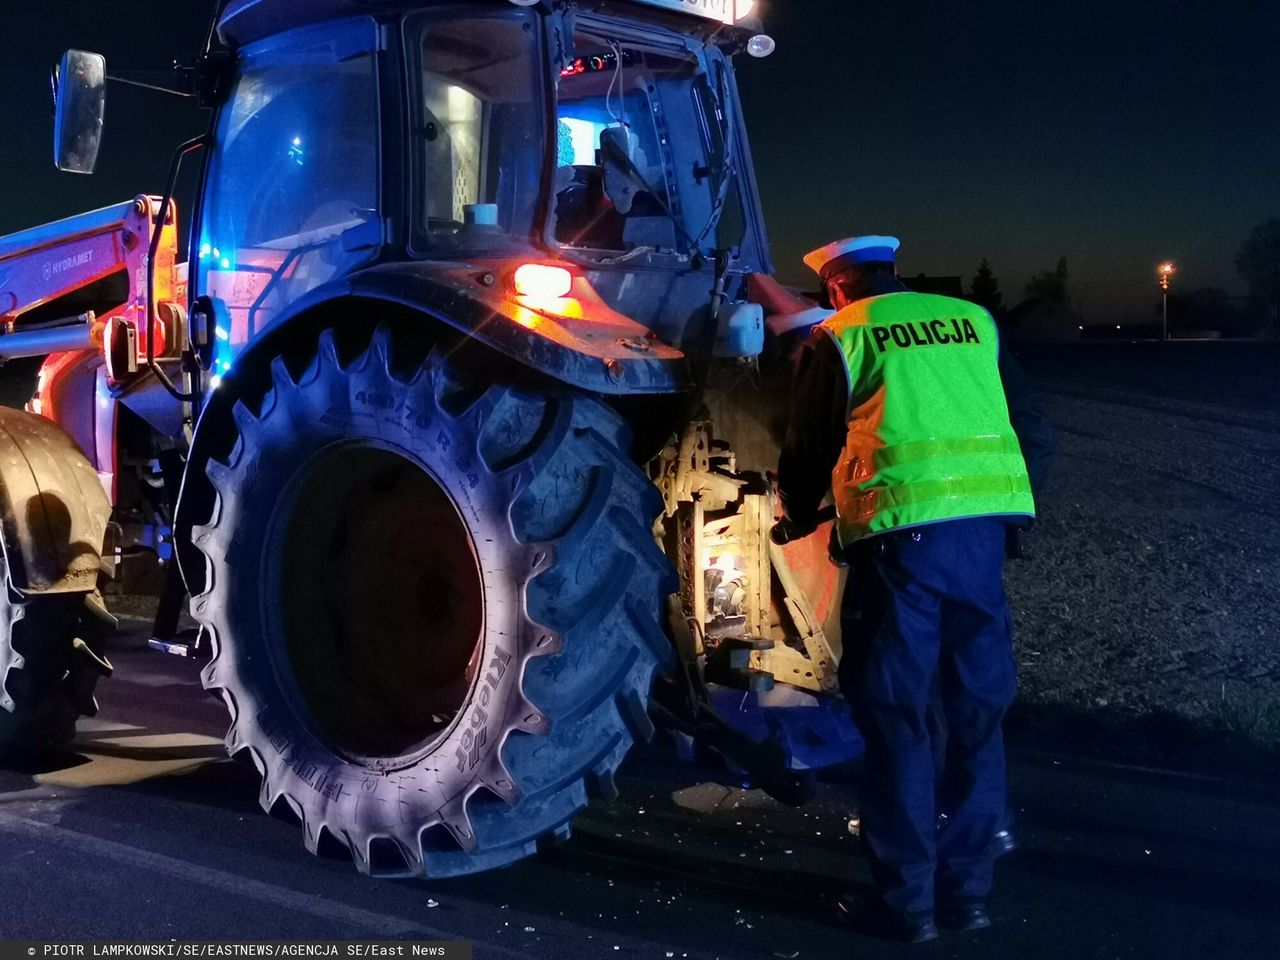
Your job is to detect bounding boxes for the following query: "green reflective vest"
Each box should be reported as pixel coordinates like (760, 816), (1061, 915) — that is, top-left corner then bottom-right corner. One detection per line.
(821, 291), (1035, 546)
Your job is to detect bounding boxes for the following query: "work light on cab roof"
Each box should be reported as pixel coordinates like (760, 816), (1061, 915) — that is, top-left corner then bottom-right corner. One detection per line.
(603, 0), (775, 52)
(512, 0), (775, 53)
(621, 0), (757, 24)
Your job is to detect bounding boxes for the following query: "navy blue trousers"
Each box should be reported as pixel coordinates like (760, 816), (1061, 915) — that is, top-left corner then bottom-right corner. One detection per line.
(839, 518), (1017, 919)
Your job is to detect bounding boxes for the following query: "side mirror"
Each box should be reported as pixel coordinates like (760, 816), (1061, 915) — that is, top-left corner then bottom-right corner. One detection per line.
(53, 50), (106, 174)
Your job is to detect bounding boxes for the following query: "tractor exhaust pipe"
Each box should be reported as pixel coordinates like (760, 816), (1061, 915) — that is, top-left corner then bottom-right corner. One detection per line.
(0, 314), (94, 359)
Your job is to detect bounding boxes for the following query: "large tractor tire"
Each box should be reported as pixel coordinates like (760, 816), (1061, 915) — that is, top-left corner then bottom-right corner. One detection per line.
(0, 567), (111, 754)
(190, 325), (675, 877)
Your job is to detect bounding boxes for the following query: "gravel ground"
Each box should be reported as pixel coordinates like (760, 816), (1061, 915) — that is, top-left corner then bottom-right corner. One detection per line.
(1007, 341), (1280, 761)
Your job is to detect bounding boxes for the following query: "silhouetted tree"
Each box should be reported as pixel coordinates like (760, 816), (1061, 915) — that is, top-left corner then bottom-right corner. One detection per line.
(970, 258), (1003, 315)
(1026, 257), (1071, 307)
(1235, 218), (1280, 333)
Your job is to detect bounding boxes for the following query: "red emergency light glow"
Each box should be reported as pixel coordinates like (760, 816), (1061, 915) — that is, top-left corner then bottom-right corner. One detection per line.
(513, 264), (574, 300)
(560, 54), (619, 78)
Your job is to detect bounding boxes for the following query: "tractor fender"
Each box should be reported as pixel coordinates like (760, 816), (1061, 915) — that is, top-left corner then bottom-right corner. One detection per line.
(225, 264), (691, 396)
(0, 407), (110, 595)
(205, 269), (689, 397)
(346, 263), (691, 396)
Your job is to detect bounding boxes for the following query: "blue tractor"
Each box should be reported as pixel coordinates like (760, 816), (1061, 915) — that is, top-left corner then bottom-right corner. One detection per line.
(0, 0), (861, 878)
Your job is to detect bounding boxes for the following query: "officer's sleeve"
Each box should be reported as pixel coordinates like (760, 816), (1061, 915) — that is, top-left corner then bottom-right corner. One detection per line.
(998, 340), (1056, 498)
(779, 330), (850, 527)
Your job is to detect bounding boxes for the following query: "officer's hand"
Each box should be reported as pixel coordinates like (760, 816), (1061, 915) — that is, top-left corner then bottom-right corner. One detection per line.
(771, 516), (816, 546)
(747, 273), (818, 316)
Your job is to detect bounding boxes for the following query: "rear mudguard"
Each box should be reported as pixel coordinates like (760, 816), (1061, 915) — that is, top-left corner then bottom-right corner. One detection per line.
(0, 407), (110, 595)
(205, 265), (691, 399)
(349, 263), (690, 395)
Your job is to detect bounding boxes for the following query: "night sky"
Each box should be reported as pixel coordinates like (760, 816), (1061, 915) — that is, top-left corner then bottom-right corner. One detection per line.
(2, 0), (1277, 323)
(736, 0), (1280, 320)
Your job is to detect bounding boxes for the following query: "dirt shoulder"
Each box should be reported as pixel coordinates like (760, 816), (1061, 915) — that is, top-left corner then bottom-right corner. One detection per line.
(1005, 341), (1280, 776)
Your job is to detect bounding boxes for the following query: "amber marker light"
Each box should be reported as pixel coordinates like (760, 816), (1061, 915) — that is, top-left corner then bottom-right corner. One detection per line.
(513, 263), (574, 300)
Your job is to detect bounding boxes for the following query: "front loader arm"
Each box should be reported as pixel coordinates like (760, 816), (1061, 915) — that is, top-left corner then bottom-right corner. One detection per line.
(0, 195), (185, 370)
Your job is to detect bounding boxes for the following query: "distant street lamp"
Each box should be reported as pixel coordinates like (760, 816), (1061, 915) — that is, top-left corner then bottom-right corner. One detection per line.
(1158, 262), (1176, 340)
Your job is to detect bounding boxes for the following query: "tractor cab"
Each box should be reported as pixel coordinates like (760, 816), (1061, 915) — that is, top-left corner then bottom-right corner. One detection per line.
(194, 0), (776, 371)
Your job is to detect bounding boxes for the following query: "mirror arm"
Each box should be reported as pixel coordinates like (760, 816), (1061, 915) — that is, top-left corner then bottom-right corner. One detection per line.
(106, 69), (195, 98)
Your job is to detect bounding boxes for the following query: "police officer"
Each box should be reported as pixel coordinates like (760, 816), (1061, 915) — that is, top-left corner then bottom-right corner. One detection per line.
(772, 236), (1053, 942)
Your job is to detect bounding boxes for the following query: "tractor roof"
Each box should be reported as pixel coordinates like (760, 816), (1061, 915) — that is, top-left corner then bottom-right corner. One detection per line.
(218, 0), (761, 47)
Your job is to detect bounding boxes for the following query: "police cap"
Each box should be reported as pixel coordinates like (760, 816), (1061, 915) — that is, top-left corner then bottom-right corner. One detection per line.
(803, 235), (901, 282)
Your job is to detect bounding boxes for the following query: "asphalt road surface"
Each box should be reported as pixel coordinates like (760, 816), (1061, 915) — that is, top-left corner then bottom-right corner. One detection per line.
(1, 616), (1277, 959)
